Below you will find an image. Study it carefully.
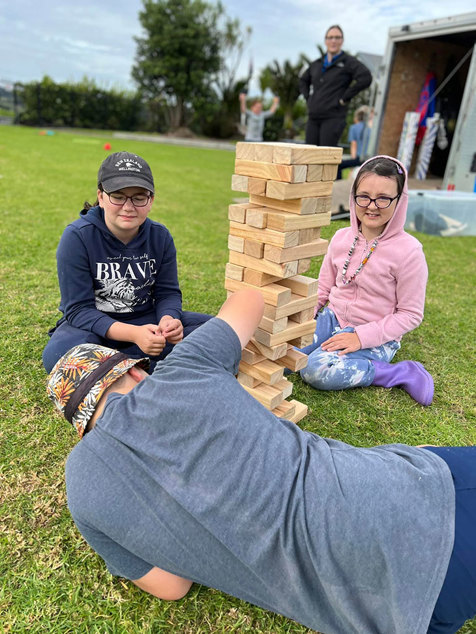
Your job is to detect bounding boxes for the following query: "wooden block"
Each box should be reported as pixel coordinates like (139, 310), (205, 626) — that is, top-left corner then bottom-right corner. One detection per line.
(265, 209), (329, 232)
(228, 235), (244, 253)
(246, 207), (267, 228)
(254, 319), (316, 347)
(275, 348), (309, 372)
(271, 400), (296, 420)
(276, 378), (293, 399)
(266, 180), (334, 201)
(229, 251), (298, 278)
(243, 269), (281, 287)
(250, 193), (322, 215)
(241, 343), (266, 365)
(235, 159), (307, 183)
(288, 334), (314, 347)
(242, 382), (286, 410)
(322, 164), (339, 181)
(315, 196), (332, 213)
(228, 203), (246, 223)
(239, 359), (284, 385)
(252, 143), (275, 163)
(231, 174), (249, 192)
(306, 164), (324, 181)
(278, 275), (318, 297)
(263, 293), (317, 319)
(225, 262), (244, 281)
(272, 143), (343, 165)
(231, 174), (267, 195)
(228, 201), (259, 223)
(298, 259), (311, 274)
(248, 177), (268, 195)
(229, 221), (299, 248)
(224, 277), (291, 307)
(251, 337), (288, 361)
(244, 239), (264, 259)
(287, 400), (308, 423)
(258, 315), (288, 334)
(264, 238), (329, 263)
(289, 307), (315, 323)
(235, 142), (256, 161)
(237, 371), (261, 388)
(299, 227), (321, 244)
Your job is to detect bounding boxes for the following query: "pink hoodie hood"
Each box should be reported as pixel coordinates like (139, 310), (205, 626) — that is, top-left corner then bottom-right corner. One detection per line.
(349, 155), (408, 241)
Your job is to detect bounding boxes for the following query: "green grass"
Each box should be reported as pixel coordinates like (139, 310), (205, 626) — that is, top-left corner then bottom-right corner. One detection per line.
(1, 125), (474, 633)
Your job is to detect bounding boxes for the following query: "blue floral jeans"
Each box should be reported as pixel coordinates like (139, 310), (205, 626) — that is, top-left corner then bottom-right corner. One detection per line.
(298, 307), (400, 391)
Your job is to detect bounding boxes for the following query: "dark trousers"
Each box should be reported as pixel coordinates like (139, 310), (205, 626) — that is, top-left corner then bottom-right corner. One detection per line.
(305, 117), (346, 147)
(424, 446), (476, 633)
(42, 311), (212, 374)
(336, 156), (362, 180)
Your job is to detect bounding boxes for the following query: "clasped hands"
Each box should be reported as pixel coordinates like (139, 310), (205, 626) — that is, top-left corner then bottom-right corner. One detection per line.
(134, 315), (184, 356)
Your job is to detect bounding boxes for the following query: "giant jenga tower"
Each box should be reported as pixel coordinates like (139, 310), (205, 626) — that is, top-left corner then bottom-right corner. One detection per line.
(225, 142), (343, 424)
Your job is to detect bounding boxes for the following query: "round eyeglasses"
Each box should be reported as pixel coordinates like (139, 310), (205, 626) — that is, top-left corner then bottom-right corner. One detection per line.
(105, 192), (151, 207)
(354, 194), (399, 209)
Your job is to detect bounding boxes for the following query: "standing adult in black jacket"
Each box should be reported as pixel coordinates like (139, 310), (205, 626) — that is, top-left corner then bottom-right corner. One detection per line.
(299, 25), (372, 147)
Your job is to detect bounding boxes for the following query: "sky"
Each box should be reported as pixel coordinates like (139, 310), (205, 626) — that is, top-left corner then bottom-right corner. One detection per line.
(0, 0), (473, 95)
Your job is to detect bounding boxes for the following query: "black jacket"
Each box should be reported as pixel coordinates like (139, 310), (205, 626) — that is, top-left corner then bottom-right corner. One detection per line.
(299, 52), (372, 119)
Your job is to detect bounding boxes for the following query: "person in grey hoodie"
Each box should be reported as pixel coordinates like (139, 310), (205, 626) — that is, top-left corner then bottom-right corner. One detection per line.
(42, 151), (211, 373)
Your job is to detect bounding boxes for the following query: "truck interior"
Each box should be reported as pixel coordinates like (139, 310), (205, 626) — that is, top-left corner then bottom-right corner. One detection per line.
(377, 29), (476, 180)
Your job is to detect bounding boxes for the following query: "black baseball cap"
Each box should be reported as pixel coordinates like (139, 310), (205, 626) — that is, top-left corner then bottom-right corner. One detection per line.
(98, 151), (155, 194)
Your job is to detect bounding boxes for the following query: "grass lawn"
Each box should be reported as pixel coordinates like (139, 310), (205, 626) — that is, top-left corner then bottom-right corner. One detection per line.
(1, 125), (474, 633)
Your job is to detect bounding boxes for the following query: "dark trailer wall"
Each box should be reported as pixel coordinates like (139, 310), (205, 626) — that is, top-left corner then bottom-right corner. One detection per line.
(369, 13), (476, 185)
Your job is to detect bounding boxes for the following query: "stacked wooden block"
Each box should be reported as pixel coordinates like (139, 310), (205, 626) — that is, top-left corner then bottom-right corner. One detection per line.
(225, 142), (343, 424)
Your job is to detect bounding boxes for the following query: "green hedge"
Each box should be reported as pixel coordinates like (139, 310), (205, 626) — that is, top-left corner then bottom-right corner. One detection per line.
(14, 76), (144, 130)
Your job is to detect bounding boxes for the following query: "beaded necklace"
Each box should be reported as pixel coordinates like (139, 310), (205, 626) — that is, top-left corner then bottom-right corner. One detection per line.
(341, 235), (378, 285)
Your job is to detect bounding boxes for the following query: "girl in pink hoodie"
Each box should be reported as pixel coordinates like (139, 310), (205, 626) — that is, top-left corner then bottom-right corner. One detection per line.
(298, 156), (434, 405)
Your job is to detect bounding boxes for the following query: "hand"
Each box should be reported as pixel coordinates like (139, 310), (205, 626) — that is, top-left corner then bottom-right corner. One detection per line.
(321, 332), (361, 355)
(158, 316), (183, 344)
(273, 96), (280, 104)
(239, 92), (246, 102)
(133, 324), (166, 356)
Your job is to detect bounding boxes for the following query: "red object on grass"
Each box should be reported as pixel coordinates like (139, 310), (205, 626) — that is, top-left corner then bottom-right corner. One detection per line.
(103, 143), (112, 150)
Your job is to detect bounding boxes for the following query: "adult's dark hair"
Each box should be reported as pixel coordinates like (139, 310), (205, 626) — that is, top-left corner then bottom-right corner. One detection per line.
(325, 25), (344, 39)
(353, 158), (406, 197)
(83, 184), (103, 211)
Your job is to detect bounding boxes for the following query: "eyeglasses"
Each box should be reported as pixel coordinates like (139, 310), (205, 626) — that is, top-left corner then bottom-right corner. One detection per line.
(326, 36), (343, 40)
(105, 192), (151, 207)
(354, 195), (399, 209)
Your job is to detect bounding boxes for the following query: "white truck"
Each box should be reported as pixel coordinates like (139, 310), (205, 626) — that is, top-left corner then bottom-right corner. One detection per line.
(367, 12), (476, 193)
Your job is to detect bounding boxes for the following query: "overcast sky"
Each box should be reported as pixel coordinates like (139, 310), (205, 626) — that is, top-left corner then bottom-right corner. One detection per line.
(0, 1), (473, 94)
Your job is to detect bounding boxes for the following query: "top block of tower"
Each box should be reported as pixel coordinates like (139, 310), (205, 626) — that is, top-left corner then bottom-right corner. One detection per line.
(236, 141), (343, 166)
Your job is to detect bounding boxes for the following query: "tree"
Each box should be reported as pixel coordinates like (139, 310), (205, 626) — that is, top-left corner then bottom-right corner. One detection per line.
(132, 0), (223, 129)
(259, 55), (309, 138)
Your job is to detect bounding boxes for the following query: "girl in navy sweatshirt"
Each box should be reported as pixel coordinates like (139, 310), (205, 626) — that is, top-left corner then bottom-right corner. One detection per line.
(43, 151), (211, 373)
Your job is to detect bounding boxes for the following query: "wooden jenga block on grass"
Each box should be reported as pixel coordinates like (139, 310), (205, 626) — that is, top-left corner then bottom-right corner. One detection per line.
(229, 221), (299, 248)
(224, 277), (291, 307)
(239, 359), (284, 385)
(264, 239), (328, 263)
(254, 319), (316, 348)
(231, 174), (267, 195)
(228, 235), (244, 253)
(266, 179), (333, 201)
(225, 262), (243, 281)
(229, 251), (298, 278)
(235, 159), (308, 183)
(275, 348), (309, 372)
(278, 274), (318, 297)
(243, 269), (281, 287)
(272, 143), (343, 165)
